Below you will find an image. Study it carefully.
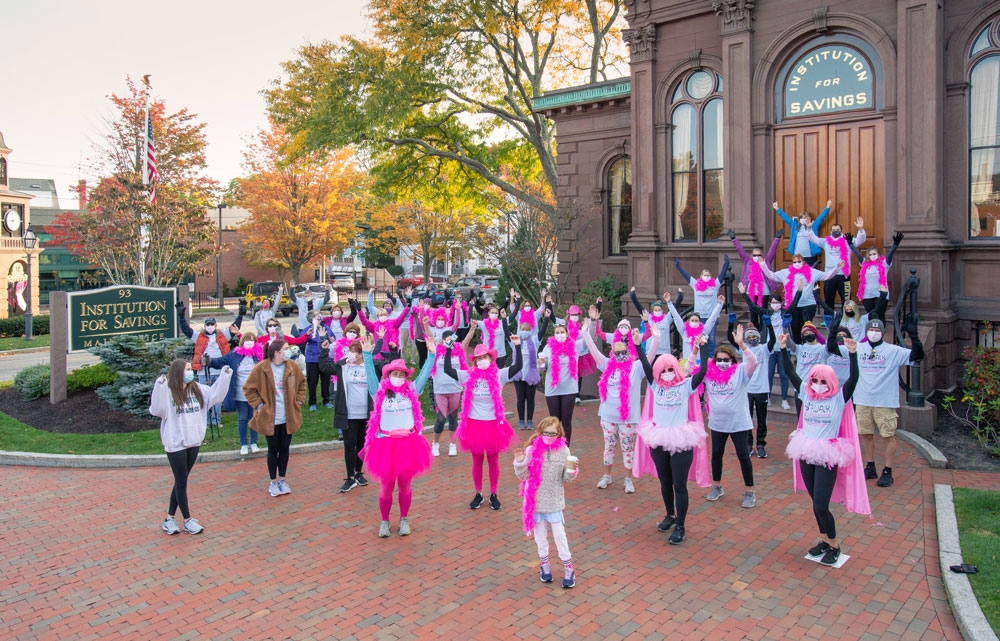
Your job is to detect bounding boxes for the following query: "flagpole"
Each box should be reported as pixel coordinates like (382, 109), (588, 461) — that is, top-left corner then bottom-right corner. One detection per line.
(140, 76), (151, 285)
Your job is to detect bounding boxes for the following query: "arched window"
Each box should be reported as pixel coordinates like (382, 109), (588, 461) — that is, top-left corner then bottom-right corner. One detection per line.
(970, 19), (1000, 238)
(670, 70), (723, 242)
(608, 157), (632, 255)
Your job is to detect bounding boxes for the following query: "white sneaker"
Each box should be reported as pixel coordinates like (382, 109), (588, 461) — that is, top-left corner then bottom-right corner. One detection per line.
(269, 480), (281, 497)
(781, 400), (791, 410)
(597, 474), (612, 489)
(240, 445), (249, 456)
(162, 517), (180, 535)
(250, 443), (260, 454)
(432, 442), (440, 457)
(183, 518), (204, 535)
(278, 479), (291, 495)
(448, 443), (457, 457)
(624, 478), (635, 493)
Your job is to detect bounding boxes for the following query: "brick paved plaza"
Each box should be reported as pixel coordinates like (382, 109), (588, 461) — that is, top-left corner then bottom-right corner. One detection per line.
(3, 391), (996, 640)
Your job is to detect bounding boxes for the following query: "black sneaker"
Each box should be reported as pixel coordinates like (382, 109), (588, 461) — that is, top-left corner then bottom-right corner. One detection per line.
(757, 445), (767, 459)
(469, 493), (484, 509)
(489, 494), (502, 510)
(877, 468), (894, 487)
(668, 525), (685, 545)
(864, 462), (877, 480)
(820, 547), (841, 566)
(339, 478), (358, 493)
(808, 540), (832, 557)
(354, 472), (368, 487)
(657, 516), (676, 532)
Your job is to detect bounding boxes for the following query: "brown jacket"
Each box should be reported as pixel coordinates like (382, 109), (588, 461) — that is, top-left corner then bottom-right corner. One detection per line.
(243, 358), (307, 436)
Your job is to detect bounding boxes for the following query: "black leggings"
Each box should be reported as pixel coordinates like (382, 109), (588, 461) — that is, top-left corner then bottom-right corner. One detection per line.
(710, 429), (754, 487)
(747, 393), (769, 446)
(416, 339), (428, 367)
(343, 418), (367, 477)
(306, 361), (331, 406)
(545, 394), (577, 444)
(166, 446), (199, 520)
(799, 460), (838, 539)
(791, 304), (817, 343)
(862, 297), (887, 322)
(649, 447), (694, 526)
(266, 423), (293, 479)
(823, 274), (847, 311)
(513, 381), (537, 422)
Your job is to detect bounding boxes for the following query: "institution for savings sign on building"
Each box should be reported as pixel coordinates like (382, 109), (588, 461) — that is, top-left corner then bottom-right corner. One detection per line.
(67, 286), (177, 352)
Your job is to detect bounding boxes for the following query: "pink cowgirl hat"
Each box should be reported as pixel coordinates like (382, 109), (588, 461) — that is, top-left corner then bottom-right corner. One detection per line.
(381, 359), (413, 377)
(472, 344), (498, 361)
(568, 304), (581, 315)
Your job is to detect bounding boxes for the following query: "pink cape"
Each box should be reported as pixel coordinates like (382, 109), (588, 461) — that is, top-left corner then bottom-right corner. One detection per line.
(789, 400), (871, 515)
(632, 387), (711, 488)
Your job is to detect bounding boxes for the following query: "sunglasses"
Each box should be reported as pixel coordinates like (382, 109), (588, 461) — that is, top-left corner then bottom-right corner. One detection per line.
(715, 358), (732, 363)
(792, 261), (803, 266)
(810, 377), (826, 385)
(541, 431), (559, 437)
(205, 323), (216, 327)
(752, 253), (762, 258)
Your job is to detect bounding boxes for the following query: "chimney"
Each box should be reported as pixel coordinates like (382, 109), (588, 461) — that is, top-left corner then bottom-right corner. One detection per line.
(76, 179), (87, 210)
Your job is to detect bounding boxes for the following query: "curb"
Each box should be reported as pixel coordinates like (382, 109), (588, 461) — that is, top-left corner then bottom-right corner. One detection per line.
(933, 484), (1000, 641)
(897, 430), (949, 468)
(0, 346), (49, 357)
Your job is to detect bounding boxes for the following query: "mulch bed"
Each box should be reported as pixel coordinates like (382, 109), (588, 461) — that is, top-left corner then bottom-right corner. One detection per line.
(0, 387), (158, 434)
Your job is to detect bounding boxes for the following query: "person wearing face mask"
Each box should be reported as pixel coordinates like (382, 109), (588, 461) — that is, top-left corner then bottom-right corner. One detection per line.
(322, 302), (358, 343)
(757, 254), (842, 343)
(475, 303), (510, 368)
(673, 256), (731, 324)
(823, 318), (853, 386)
(444, 330), (523, 511)
(849, 232), (904, 322)
(361, 333), (437, 538)
(150, 359), (232, 535)
(356, 295), (410, 361)
(513, 416), (579, 588)
(729, 228), (784, 328)
(256, 317), (309, 350)
(537, 321), (588, 444)
(773, 199), (832, 266)
(791, 320), (828, 414)
(253, 284), (283, 336)
(802, 217), (866, 311)
(365, 287), (405, 320)
(632, 329), (710, 545)
(243, 339), (307, 498)
(293, 287), (328, 336)
(508, 288), (546, 343)
(581, 323), (653, 493)
(739, 283), (793, 411)
(426, 324), (473, 456)
(510, 321), (541, 431)
(667, 294), (725, 365)
(817, 287), (888, 343)
(779, 333), (869, 566)
(177, 305), (244, 430)
(853, 317), (924, 488)
(298, 311), (334, 411)
(318, 338), (374, 493)
(702, 325), (759, 508)
(205, 332), (263, 456)
(727, 321), (773, 458)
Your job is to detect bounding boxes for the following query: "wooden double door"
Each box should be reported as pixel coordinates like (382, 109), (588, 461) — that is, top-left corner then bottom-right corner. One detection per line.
(773, 119), (884, 296)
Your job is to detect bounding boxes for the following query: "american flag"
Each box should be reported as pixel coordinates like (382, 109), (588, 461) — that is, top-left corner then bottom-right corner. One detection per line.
(143, 109), (157, 204)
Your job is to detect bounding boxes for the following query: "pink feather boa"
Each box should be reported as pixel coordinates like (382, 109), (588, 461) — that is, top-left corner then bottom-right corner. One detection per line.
(683, 323), (703, 351)
(459, 363), (507, 427)
(365, 380), (424, 447)
(518, 436), (567, 537)
(547, 336), (578, 387)
(431, 343), (468, 377)
(826, 235), (850, 276)
(598, 354), (635, 422)
(234, 342), (263, 360)
(483, 316), (501, 350)
(784, 263), (813, 308)
(694, 276), (715, 292)
(704, 359), (739, 385)
(566, 319), (581, 342)
(518, 308), (536, 330)
(746, 262), (766, 306)
(858, 257), (888, 300)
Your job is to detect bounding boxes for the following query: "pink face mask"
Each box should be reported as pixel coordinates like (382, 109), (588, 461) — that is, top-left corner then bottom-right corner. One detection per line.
(541, 435), (557, 445)
(477, 358), (491, 371)
(389, 375), (406, 388)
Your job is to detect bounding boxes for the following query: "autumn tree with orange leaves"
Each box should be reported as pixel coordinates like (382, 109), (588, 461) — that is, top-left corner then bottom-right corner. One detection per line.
(236, 124), (363, 285)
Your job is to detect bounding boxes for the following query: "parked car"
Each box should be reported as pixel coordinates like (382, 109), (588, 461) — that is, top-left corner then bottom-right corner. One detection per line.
(450, 275), (501, 303)
(330, 273), (355, 292)
(397, 274), (426, 288)
(409, 282), (451, 306)
(244, 281), (294, 317)
(292, 282), (338, 312)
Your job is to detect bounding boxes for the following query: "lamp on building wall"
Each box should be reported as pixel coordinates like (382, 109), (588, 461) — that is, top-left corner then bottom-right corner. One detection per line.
(22, 226), (37, 341)
(216, 203), (227, 305)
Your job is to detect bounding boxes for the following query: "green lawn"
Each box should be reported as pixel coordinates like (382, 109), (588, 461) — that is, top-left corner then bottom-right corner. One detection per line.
(952, 487), (1000, 632)
(0, 334), (50, 351)
(0, 388), (438, 456)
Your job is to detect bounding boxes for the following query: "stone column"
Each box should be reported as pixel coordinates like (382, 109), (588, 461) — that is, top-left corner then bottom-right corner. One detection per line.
(714, 0), (755, 238)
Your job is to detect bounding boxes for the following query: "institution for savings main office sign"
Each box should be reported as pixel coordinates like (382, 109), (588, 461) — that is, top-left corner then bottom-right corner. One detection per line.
(784, 44), (874, 118)
(67, 286), (177, 352)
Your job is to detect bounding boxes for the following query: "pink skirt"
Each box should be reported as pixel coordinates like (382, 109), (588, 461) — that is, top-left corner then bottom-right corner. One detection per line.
(360, 432), (433, 483)
(578, 353), (598, 377)
(456, 417), (516, 455)
(637, 419), (706, 454)
(785, 431), (855, 468)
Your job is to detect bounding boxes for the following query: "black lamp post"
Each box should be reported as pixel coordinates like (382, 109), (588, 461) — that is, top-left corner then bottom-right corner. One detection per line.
(23, 227), (37, 341)
(216, 203), (227, 305)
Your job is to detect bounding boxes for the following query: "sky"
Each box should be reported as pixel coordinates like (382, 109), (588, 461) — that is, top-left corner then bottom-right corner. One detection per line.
(0, 0), (369, 217)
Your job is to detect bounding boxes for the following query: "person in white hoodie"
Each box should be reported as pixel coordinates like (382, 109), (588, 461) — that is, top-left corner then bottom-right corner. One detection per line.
(149, 359), (231, 536)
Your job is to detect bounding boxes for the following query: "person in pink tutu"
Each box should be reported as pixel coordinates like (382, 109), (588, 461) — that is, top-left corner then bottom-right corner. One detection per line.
(778, 333), (869, 566)
(633, 328), (710, 545)
(443, 328), (523, 511)
(361, 333), (437, 538)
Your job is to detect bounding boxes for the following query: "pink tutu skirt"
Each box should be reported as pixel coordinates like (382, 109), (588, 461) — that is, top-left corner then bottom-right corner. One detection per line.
(456, 417), (516, 455)
(578, 353), (598, 377)
(637, 419), (706, 454)
(785, 431), (855, 468)
(360, 432), (433, 483)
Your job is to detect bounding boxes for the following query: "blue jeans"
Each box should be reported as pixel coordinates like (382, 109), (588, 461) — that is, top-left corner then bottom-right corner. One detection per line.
(767, 351), (789, 400)
(198, 371), (222, 425)
(235, 400), (258, 446)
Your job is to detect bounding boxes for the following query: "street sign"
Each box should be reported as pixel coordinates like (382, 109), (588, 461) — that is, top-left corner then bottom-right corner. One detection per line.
(66, 286), (177, 352)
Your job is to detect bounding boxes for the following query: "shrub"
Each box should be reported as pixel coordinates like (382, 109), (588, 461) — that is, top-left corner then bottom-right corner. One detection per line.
(476, 267), (500, 276)
(67, 363), (118, 393)
(0, 315), (50, 338)
(576, 273), (628, 331)
(386, 265), (404, 277)
(14, 364), (50, 401)
(943, 346), (1000, 456)
(235, 276), (253, 296)
(92, 336), (190, 416)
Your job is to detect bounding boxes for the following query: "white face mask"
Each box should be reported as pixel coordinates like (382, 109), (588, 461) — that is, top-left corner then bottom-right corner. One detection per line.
(541, 435), (557, 445)
(811, 382), (829, 395)
(436, 320), (446, 328)
(569, 315), (580, 322)
(388, 375), (406, 388)
(267, 326), (279, 335)
(477, 358), (491, 370)
(651, 310), (664, 317)
(489, 312), (499, 320)
(701, 274), (712, 281)
(346, 332), (357, 340)
(868, 254), (878, 262)
(617, 326), (629, 335)
(378, 315), (388, 322)
(243, 341), (255, 350)
(660, 370), (676, 383)
(346, 351), (360, 363)
(715, 361), (731, 371)
(332, 311), (342, 318)
(204, 325), (216, 335)
(281, 349), (292, 360)
(688, 320), (700, 328)
(867, 330), (882, 343)
(554, 333), (567, 343)
(770, 302), (782, 311)
(523, 306), (532, 313)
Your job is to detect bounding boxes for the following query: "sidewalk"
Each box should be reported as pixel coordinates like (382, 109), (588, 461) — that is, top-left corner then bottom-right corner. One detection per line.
(2, 392), (994, 640)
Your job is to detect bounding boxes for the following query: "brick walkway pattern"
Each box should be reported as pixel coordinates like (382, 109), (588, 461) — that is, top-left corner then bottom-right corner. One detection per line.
(3, 391), (998, 641)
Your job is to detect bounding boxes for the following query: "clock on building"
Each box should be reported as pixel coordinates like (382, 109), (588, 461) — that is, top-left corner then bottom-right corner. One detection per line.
(4, 208), (21, 233)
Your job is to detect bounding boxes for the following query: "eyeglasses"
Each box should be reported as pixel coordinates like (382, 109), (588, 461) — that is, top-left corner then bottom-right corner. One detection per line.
(792, 261), (803, 266)
(752, 253), (762, 258)
(541, 432), (559, 437)
(613, 351), (627, 356)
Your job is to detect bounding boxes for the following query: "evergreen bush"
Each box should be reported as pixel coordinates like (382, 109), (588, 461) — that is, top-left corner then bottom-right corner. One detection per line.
(14, 364), (50, 401)
(91, 336), (190, 416)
